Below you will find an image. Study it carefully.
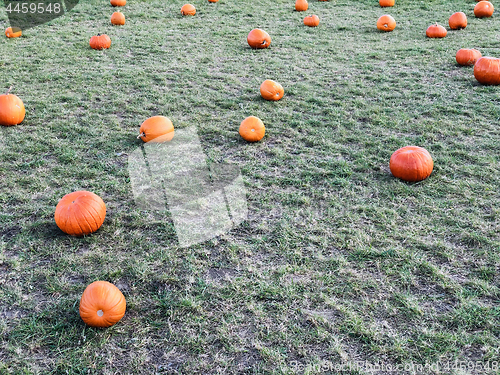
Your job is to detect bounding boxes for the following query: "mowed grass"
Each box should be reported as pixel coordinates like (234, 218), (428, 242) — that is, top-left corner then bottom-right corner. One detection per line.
(0, 0), (499, 373)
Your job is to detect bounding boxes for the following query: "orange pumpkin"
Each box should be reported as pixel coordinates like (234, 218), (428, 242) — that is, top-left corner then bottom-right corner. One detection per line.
(79, 281), (126, 328)
(474, 1), (494, 18)
(456, 48), (482, 66)
(0, 87), (25, 126)
(138, 116), (175, 143)
(89, 34), (111, 50)
(426, 23), (447, 38)
(111, 12), (125, 25)
(239, 116), (265, 142)
(474, 57), (500, 85)
(247, 29), (271, 49)
(260, 80), (284, 101)
(379, 0), (394, 7)
(295, 0), (308, 11)
(377, 15), (396, 32)
(5, 27), (22, 38)
(303, 15), (320, 27)
(54, 191), (106, 236)
(208, 0), (219, 2)
(390, 146), (433, 182)
(181, 4), (196, 16)
(448, 12), (467, 29)
(110, 0), (126, 6)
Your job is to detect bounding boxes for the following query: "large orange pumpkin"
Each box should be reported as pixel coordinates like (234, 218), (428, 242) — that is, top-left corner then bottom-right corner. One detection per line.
(449, 12), (467, 29)
(181, 4), (196, 16)
(247, 29), (271, 49)
(389, 146), (433, 182)
(89, 34), (111, 50)
(474, 57), (500, 85)
(111, 12), (125, 25)
(379, 0), (394, 7)
(474, 1), (494, 18)
(260, 80), (284, 101)
(239, 116), (265, 142)
(5, 27), (22, 38)
(295, 0), (308, 11)
(55, 191), (106, 236)
(138, 116), (175, 143)
(0, 87), (25, 126)
(377, 15), (396, 31)
(79, 281), (126, 328)
(303, 15), (320, 27)
(456, 48), (482, 66)
(110, 0), (126, 6)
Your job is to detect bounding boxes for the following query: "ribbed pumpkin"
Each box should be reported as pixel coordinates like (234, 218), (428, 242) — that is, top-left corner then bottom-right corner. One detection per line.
(110, 0), (126, 6)
(239, 116), (265, 142)
(426, 23), (447, 38)
(5, 27), (22, 38)
(0, 87), (25, 126)
(390, 146), (434, 182)
(474, 1), (494, 17)
(89, 34), (111, 50)
(181, 4), (196, 15)
(303, 15), (320, 27)
(138, 116), (175, 143)
(377, 15), (396, 31)
(295, 0), (308, 11)
(111, 12), (125, 25)
(449, 12), (467, 29)
(456, 48), (482, 66)
(474, 57), (500, 85)
(247, 29), (271, 49)
(54, 191), (106, 236)
(260, 80), (284, 101)
(79, 281), (126, 328)
(379, 0), (394, 7)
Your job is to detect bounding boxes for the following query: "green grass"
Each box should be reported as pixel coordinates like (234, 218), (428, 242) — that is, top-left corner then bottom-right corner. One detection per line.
(1, 0), (500, 373)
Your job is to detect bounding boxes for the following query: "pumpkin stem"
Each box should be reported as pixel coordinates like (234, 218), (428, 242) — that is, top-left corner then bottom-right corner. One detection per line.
(137, 132), (145, 139)
(5, 86), (12, 95)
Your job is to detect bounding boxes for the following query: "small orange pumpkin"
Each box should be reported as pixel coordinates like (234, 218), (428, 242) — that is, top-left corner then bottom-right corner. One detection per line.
(379, 0), (394, 7)
(5, 27), (22, 38)
(474, 1), (494, 18)
(89, 34), (111, 50)
(426, 23), (447, 38)
(247, 29), (271, 49)
(239, 116), (265, 142)
(79, 281), (126, 328)
(111, 12), (125, 25)
(138, 116), (175, 143)
(295, 0), (308, 11)
(54, 191), (106, 236)
(448, 12), (467, 29)
(260, 80), (284, 101)
(208, 0), (219, 2)
(474, 57), (500, 85)
(303, 15), (320, 27)
(456, 48), (482, 66)
(377, 15), (396, 32)
(0, 87), (25, 127)
(390, 146), (433, 182)
(110, 0), (126, 6)
(181, 4), (196, 16)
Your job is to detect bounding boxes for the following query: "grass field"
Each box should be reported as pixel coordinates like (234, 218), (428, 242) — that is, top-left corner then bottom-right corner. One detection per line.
(1, 0), (500, 373)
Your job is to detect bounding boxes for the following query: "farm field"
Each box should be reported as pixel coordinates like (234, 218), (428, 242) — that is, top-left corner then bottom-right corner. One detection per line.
(1, 0), (500, 374)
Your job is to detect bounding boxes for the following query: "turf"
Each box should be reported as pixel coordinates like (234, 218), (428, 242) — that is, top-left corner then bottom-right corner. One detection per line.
(0, 0), (499, 374)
